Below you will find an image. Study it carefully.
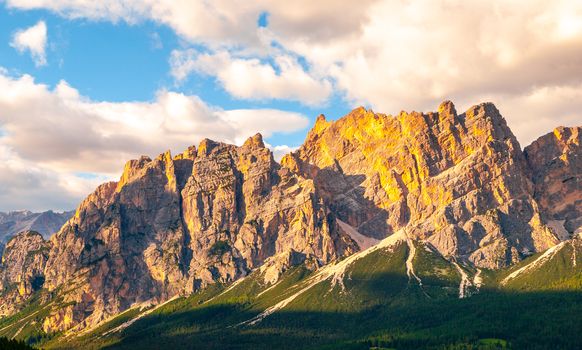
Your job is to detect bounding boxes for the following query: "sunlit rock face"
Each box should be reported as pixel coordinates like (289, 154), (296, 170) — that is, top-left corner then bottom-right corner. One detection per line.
(41, 151), (188, 332)
(525, 126), (582, 238)
(29, 133), (355, 332)
(283, 101), (558, 268)
(181, 134), (355, 293)
(0, 100), (578, 333)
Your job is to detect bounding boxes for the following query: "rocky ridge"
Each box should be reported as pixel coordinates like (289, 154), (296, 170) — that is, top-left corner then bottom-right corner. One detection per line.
(0, 210), (73, 244)
(524, 126), (582, 238)
(0, 101), (580, 335)
(282, 101), (560, 268)
(0, 231), (49, 316)
(11, 133), (355, 332)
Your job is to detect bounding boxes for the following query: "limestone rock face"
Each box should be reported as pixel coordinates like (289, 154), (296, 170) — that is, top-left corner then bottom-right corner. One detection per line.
(11, 133), (354, 332)
(181, 134), (354, 292)
(0, 101), (579, 334)
(525, 127), (582, 237)
(259, 249), (319, 285)
(0, 231), (50, 316)
(283, 102), (559, 268)
(42, 150), (189, 331)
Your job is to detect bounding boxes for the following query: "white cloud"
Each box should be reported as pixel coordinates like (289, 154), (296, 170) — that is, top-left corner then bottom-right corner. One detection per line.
(170, 49), (332, 105)
(7, 1), (582, 139)
(0, 70), (309, 211)
(280, 0), (582, 111)
(272, 0), (582, 143)
(220, 109), (308, 145)
(10, 20), (48, 67)
(0, 145), (107, 212)
(3, 0), (582, 210)
(268, 144), (297, 162)
(5, 0), (262, 47)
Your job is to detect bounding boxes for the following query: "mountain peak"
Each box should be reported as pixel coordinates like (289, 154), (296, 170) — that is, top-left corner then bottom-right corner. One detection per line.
(174, 145), (197, 161)
(311, 113), (330, 136)
(242, 133), (265, 149)
(197, 138), (221, 157)
(438, 100), (457, 119)
(525, 125), (582, 234)
(117, 155), (152, 190)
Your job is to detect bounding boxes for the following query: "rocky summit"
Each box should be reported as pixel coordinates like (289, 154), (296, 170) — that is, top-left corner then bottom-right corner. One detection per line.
(0, 101), (580, 349)
(283, 101), (560, 268)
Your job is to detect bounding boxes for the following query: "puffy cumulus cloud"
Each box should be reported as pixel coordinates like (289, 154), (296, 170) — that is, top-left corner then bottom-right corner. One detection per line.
(170, 49), (332, 105)
(268, 144), (298, 162)
(0, 145), (108, 211)
(4, 0), (377, 47)
(9, 0), (582, 144)
(303, 1), (582, 112)
(260, 0), (379, 43)
(219, 109), (308, 145)
(267, 0), (582, 145)
(5, 1), (368, 106)
(0, 71), (308, 210)
(5, 0), (261, 47)
(10, 20), (48, 66)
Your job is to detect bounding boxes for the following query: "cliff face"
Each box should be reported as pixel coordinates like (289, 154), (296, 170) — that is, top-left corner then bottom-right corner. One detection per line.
(24, 133), (354, 332)
(282, 102), (558, 268)
(0, 101), (579, 334)
(525, 126), (582, 238)
(180, 135), (354, 293)
(0, 231), (50, 316)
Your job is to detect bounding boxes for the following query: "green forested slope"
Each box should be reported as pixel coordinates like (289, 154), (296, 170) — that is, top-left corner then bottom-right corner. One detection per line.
(5, 237), (582, 350)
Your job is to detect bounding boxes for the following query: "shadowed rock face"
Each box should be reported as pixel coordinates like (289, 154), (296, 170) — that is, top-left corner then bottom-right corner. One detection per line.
(10, 133), (355, 332)
(180, 135), (354, 294)
(0, 231), (49, 316)
(0, 101), (579, 333)
(282, 101), (559, 268)
(525, 126), (582, 237)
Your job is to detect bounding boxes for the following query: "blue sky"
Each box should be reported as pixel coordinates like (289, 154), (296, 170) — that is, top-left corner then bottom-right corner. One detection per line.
(0, 1), (580, 211)
(0, 7), (352, 148)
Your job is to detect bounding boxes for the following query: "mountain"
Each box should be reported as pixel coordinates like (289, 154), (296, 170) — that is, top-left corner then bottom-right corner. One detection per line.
(0, 210), (73, 257)
(282, 102), (558, 267)
(0, 210), (74, 242)
(0, 101), (580, 349)
(524, 126), (582, 239)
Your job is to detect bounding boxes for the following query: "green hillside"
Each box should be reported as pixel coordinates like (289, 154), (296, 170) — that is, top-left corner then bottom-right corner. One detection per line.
(4, 236), (582, 350)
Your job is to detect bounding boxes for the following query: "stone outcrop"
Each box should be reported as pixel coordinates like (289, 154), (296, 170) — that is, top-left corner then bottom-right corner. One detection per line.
(0, 231), (50, 316)
(181, 134), (355, 293)
(0, 101), (579, 334)
(525, 126), (582, 237)
(282, 101), (559, 268)
(12, 133), (354, 333)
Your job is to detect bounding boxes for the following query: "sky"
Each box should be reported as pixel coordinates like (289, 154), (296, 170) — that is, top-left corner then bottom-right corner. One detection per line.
(0, 0), (581, 212)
